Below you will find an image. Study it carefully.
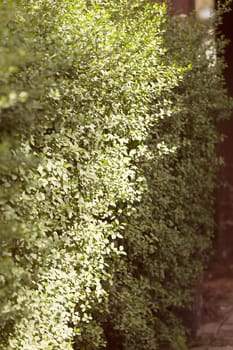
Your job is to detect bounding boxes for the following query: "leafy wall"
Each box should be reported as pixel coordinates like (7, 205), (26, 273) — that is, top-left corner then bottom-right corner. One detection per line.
(0, 1), (231, 349)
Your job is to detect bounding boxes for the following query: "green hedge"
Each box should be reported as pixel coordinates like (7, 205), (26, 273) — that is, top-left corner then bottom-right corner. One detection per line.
(0, 1), (231, 349)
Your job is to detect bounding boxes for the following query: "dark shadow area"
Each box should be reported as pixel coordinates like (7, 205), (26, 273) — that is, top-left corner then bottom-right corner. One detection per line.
(198, 3), (233, 341)
(216, 1), (233, 265)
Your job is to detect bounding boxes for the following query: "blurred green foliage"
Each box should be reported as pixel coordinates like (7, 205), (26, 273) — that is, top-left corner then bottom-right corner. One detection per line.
(0, 1), (232, 349)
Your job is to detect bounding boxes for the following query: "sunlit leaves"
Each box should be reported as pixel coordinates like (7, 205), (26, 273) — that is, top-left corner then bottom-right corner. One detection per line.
(0, 1), (231, 349)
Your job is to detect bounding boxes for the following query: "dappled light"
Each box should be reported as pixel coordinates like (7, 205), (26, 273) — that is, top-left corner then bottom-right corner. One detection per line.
(0, 1), (232, 350)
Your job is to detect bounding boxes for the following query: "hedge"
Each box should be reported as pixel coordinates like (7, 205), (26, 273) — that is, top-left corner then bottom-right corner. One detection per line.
(0, 1), (231, 349)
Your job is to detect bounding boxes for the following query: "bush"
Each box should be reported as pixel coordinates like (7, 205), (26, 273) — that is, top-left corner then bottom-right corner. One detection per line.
(0, 1), (231, 349)
(106, 11), (232, 350)
(0, 1), (36, 345)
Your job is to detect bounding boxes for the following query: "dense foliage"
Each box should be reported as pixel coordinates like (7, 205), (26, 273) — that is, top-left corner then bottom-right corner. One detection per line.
(0, 1), (231, 349)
